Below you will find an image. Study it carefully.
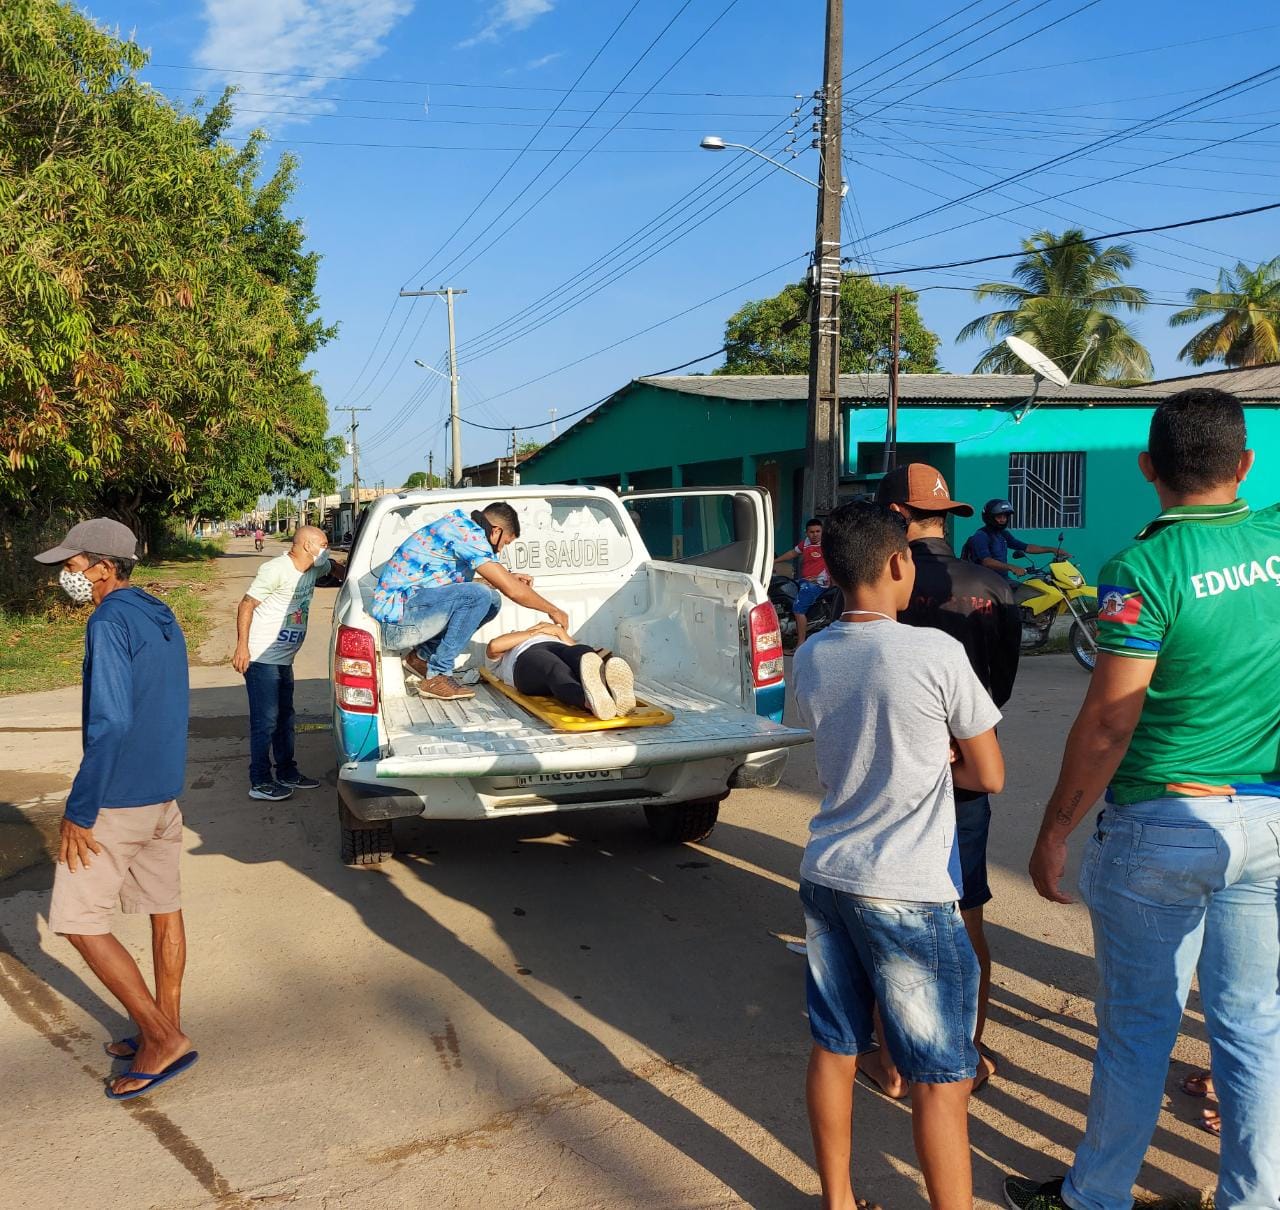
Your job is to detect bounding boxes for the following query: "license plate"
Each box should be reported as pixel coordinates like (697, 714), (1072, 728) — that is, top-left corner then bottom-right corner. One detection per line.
(516, 769), (623, 788)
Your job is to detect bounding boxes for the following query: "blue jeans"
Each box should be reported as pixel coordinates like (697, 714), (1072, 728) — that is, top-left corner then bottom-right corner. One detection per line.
(956, 793), (993, 912)
(378, 582), (500, 677)
(800, 879), (980, 1083)
(244, 661), (298, 786)
(1065, 795), (1280, 1210)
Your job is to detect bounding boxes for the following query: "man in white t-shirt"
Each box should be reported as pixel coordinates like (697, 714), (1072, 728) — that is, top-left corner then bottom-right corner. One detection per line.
(233, 526), (339, 801)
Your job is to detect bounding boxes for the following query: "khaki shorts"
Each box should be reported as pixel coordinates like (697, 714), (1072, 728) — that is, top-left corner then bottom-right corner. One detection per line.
(49, 801), (183, 936)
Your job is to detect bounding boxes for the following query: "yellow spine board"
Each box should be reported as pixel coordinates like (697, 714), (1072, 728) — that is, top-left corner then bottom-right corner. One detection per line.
(478, 668), (675, 733)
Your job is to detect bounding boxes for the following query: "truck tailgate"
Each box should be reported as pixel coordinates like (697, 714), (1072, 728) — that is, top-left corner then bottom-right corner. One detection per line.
(375, 681), (809, 779)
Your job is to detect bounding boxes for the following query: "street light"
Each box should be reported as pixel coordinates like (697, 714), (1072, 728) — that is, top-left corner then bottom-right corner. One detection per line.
(699, 135), (847, 196)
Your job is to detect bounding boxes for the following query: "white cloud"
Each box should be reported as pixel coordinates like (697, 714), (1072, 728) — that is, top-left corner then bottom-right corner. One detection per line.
(525, 51), (563, 70)
(459, 0), (554, 48)
(194, 0), (415, 133)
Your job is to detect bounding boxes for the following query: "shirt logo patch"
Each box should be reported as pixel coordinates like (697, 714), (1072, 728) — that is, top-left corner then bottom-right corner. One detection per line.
(1099, 584), (1143, 624)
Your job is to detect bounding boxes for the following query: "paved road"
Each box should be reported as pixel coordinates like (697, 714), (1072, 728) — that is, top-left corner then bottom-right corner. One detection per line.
(0, 539), (1218, 1208)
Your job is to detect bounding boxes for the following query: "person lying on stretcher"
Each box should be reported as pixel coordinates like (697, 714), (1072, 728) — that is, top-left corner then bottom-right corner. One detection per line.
(486, 622), (637, 721)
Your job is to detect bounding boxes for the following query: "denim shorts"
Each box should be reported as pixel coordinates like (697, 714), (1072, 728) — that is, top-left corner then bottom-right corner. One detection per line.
(800, 879), (980, 1083)
(955, 793), (993, 912)
(794, 579), (827, 616)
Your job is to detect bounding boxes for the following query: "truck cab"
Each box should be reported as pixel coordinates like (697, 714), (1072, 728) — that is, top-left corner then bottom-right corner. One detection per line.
(328, 485), (809, 863)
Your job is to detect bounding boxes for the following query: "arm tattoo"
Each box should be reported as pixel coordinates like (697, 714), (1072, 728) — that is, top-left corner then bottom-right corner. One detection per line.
(1055, 790), (1084, 827)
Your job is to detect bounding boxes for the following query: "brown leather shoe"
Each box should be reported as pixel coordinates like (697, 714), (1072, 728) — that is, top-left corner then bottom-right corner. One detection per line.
(403, 651), (429, 680)
(416, 674), (476, 701)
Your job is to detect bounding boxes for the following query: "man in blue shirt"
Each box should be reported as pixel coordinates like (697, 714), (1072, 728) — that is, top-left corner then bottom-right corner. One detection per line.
(372, 501), (568, 701)
(963, 499), (1070, 580)
(34, 518), (197, 1102)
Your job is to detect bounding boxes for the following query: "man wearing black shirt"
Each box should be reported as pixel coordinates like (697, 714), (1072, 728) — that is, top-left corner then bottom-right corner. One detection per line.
(867, 463), (1021, 1097)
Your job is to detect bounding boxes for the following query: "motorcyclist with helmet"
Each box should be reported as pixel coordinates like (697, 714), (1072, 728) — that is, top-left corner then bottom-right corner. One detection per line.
(963, 499), (1070, 580)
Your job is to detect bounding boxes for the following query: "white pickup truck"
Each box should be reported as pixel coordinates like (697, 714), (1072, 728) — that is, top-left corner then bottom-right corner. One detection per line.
(328, 484), (810, 864)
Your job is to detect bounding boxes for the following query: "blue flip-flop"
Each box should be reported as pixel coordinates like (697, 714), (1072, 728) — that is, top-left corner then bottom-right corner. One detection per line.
(105, 1035), (141, 1059)
(105, 1051), (199, 1101)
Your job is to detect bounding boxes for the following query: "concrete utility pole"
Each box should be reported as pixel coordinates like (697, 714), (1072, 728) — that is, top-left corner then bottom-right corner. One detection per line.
(428, 451), (434, 487)
(548, 407), (558, 438)
(883, 289), (900, 473)
(803, 0), (844, 519)
(400, 287), (467, 487)
(343, 406), (372, 523)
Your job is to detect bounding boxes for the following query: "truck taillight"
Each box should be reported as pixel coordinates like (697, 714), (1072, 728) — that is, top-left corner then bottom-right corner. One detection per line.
(749, 602), (784, 687)
(335, 626), (378, 714)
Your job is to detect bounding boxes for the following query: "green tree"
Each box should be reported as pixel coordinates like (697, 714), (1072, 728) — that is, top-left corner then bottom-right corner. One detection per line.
(0, 0), (336, 545)
(1169, 256), (1280, 367)
(716, 276), (940, 375)
(516, 439), (544, 455)
(402, 470), (443, 490)
(957, 228), (1151, 383)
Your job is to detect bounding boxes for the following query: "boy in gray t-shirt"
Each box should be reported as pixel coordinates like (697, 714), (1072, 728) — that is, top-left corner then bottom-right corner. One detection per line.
(793, 501), (1003, 1210)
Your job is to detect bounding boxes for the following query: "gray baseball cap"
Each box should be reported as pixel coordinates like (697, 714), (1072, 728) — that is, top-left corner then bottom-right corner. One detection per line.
(34, 518), (139, 564)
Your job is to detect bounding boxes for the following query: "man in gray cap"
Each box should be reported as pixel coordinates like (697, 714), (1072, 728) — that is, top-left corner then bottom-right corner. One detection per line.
(34, 519), (198, 1100)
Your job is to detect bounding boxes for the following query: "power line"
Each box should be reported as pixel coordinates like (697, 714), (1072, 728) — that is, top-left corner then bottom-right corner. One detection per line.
(458, 346), (733, 433)
(457, 200), (1277, 417)
(456, 136), (791, 364)
(851, 61), (1280, 246)
(146, 61), (796, 99)
(427, 0), (745, 289)
(845, 202), (1280, 277)
(862, 116), (1280, 263)
(399, 1), (647, 289)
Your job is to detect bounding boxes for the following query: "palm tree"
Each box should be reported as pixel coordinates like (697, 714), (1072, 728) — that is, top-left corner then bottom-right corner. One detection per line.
(1169, 256), (1280, 367)
(957, 229), (1151, 383)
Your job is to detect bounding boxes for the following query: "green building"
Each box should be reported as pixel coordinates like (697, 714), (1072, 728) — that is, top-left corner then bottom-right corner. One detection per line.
(520, 365), (1280, 581)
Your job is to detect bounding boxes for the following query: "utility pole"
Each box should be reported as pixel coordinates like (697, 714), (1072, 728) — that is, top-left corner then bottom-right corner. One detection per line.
(549, 407), (558, 438)
(428, 451), (434, 487)
(803, 0), (843, 519)
(400, 287), (467, 486)
(884, 289), (900, 473)
(510, 427), (518, 486)
(343, 406), (372, 523)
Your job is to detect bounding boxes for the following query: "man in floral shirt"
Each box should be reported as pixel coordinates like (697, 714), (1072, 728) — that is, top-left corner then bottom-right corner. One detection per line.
(371, 501), (568, 701)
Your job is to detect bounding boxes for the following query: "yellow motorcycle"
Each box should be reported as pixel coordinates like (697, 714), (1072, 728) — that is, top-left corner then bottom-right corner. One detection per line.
(1011, 536), (1099, 671)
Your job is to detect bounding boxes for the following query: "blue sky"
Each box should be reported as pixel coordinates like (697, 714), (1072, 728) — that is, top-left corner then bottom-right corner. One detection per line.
(83, 0), (1280, 487)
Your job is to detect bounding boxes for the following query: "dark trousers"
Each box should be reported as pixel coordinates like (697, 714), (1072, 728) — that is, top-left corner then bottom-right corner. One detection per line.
(512, 643), (595, 710)
(245, 661), (298, 786)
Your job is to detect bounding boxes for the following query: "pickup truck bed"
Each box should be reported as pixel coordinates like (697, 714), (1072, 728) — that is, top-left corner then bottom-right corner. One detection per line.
(377, 674), (805, 779)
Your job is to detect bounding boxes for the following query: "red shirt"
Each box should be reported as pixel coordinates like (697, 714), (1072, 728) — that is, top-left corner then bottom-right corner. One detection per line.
(794, 539), (830, 585)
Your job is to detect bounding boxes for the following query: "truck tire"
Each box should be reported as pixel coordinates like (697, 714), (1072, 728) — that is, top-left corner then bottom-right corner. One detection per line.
(339, 800), (395, 866)
(644, 800), (720, 844)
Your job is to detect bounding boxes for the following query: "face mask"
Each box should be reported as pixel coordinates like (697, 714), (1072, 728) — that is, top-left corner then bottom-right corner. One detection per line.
(312, 549), (330, 572)
(59, 568), (95, 604)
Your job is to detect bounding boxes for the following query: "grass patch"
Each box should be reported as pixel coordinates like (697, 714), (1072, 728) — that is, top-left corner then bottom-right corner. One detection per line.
(0, 554), (221, 697)
(154, 533), (226, 562)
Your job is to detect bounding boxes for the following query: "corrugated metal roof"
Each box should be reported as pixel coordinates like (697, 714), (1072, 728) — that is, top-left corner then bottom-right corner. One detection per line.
(1125, 362), (1280, 399)
(635, 373), (1138, 403)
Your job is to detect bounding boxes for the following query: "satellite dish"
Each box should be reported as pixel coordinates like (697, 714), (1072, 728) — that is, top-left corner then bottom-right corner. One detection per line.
(1004, 336), (1071, 388)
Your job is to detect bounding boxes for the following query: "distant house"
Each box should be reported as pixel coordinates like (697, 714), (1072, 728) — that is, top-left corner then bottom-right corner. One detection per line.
(520, 365), (1280, 580)
(460, 450), (538, 488)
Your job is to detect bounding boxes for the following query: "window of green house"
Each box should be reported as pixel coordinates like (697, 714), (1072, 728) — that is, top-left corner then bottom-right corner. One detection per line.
(1009, 452), (1085, 528)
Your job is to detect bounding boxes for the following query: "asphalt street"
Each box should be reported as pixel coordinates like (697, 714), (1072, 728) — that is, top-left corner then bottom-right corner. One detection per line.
(0, 538), (1219, 1208)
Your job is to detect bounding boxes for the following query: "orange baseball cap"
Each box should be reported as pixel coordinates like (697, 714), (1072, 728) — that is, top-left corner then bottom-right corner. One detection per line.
(874, 463), (974, 517)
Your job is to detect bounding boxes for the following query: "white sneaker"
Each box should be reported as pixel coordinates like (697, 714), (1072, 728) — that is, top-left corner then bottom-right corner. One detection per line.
(602, 655), (637, 715)
(578, 652), (617, 721)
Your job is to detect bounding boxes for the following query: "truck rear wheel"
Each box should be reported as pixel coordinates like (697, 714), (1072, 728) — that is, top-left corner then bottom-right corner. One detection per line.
(339, 800), (395, 866)
(644, 800), (720, 844)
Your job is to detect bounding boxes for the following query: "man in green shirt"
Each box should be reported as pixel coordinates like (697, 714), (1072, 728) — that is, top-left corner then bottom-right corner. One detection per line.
(1005, 388), (1280, 1210)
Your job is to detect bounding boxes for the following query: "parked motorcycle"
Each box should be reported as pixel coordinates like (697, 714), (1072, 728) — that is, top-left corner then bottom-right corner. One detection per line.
(1011, 534), (1098, 671)
(254, 537), (264, 552)
(768, 575), (841, 649)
